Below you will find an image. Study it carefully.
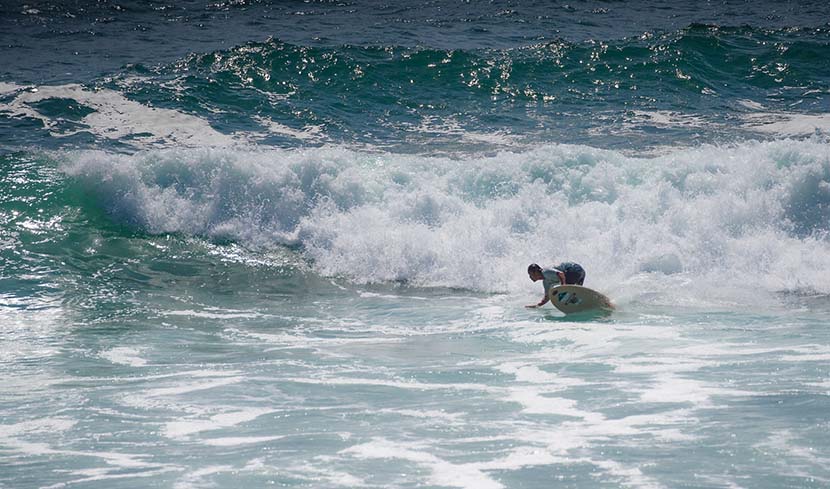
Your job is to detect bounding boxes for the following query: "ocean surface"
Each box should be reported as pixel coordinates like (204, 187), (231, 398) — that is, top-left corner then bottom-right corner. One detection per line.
(2, 1), (830, 488)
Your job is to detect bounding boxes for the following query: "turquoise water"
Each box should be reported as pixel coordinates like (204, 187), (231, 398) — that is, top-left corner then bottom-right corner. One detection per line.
(2, 2), (830, 488)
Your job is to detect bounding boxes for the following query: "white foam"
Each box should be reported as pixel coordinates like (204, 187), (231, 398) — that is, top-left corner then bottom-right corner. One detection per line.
(404, 114), (520, 148)
(780, 352), (830, 362)
(590, 459), (663, 489)
(378, 408), (463, 423)
(41, 467), (180, 489)
(1, 83), (237, 147)
(737, 99), (766, 110)
(251, 114), (325, 142)
(807, 379), (830, 392)
(283, 462), (366, 487)
(744, 112), (830, 136)
(0, 418), (177, 486)
(173, 465), (234, 489)
(99, 347), (148, 367)
(507, 387), (604, 421)
(164, 407), (274, 439)
(0, 300), (65, 364)
(60, 139), (830, 300)
(496, 362), (586, 387)
(0, 81), (23, 95)
(506, 322), (681, 356)
(638, 374), (750, 407)
(342, 438), (504, 489)
(629, 110), (709, 129)
(0, 417), (77, 437)
(754, 430), (830, 482)
(144, 376), (243, 398)
(225, 328), (407, 350)
(201, 435), (286, 446)
(284, 375), (499, 393)
(162, 309), (265, 319)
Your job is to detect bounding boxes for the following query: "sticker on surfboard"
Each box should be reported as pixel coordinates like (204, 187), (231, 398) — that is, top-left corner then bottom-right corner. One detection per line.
(549, 285), (614, 314)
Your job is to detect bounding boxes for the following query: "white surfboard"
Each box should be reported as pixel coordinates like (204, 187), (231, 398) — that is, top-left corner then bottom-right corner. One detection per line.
(549, 285), (614, 315)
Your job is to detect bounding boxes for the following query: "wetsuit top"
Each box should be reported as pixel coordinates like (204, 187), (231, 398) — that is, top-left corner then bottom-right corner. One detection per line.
(542, 262), (586, 294)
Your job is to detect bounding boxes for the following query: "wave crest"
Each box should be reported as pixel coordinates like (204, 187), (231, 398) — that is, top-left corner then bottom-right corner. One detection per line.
(62, 140), (830, 293)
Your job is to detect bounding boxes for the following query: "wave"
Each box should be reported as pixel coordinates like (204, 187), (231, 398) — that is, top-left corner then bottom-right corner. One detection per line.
(5, 24), (829, 153)
(60, 139), (830, 294)
(145, 25), (830, 108)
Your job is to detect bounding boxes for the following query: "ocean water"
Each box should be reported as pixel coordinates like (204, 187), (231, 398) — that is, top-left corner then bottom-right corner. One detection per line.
(2, 2), (830, 488)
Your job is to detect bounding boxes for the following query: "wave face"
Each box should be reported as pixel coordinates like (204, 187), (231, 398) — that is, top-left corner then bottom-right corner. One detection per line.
(168, 25), (829, 110)
(3, 25), (830, 152)
(60, 140), (830, 294)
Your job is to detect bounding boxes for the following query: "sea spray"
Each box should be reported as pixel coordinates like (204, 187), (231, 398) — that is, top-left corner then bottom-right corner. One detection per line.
(61, 139), (830, 295)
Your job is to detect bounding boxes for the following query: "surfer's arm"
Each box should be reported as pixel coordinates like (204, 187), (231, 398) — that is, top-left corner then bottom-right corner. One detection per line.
(526, 294), (549, 308)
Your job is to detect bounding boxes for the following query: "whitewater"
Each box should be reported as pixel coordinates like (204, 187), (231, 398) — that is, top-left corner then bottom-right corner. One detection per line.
(2, 2), (830, 489)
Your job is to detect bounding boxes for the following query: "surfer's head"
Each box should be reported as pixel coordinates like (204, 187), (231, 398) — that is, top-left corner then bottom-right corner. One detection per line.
(527, 263), (543, 281)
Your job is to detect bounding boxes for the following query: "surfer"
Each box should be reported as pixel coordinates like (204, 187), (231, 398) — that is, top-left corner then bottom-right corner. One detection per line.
(525, 262), (585, 308)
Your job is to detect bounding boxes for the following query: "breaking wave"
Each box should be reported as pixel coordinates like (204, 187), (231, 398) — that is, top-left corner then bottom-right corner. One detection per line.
(61, 139), (830, 294)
